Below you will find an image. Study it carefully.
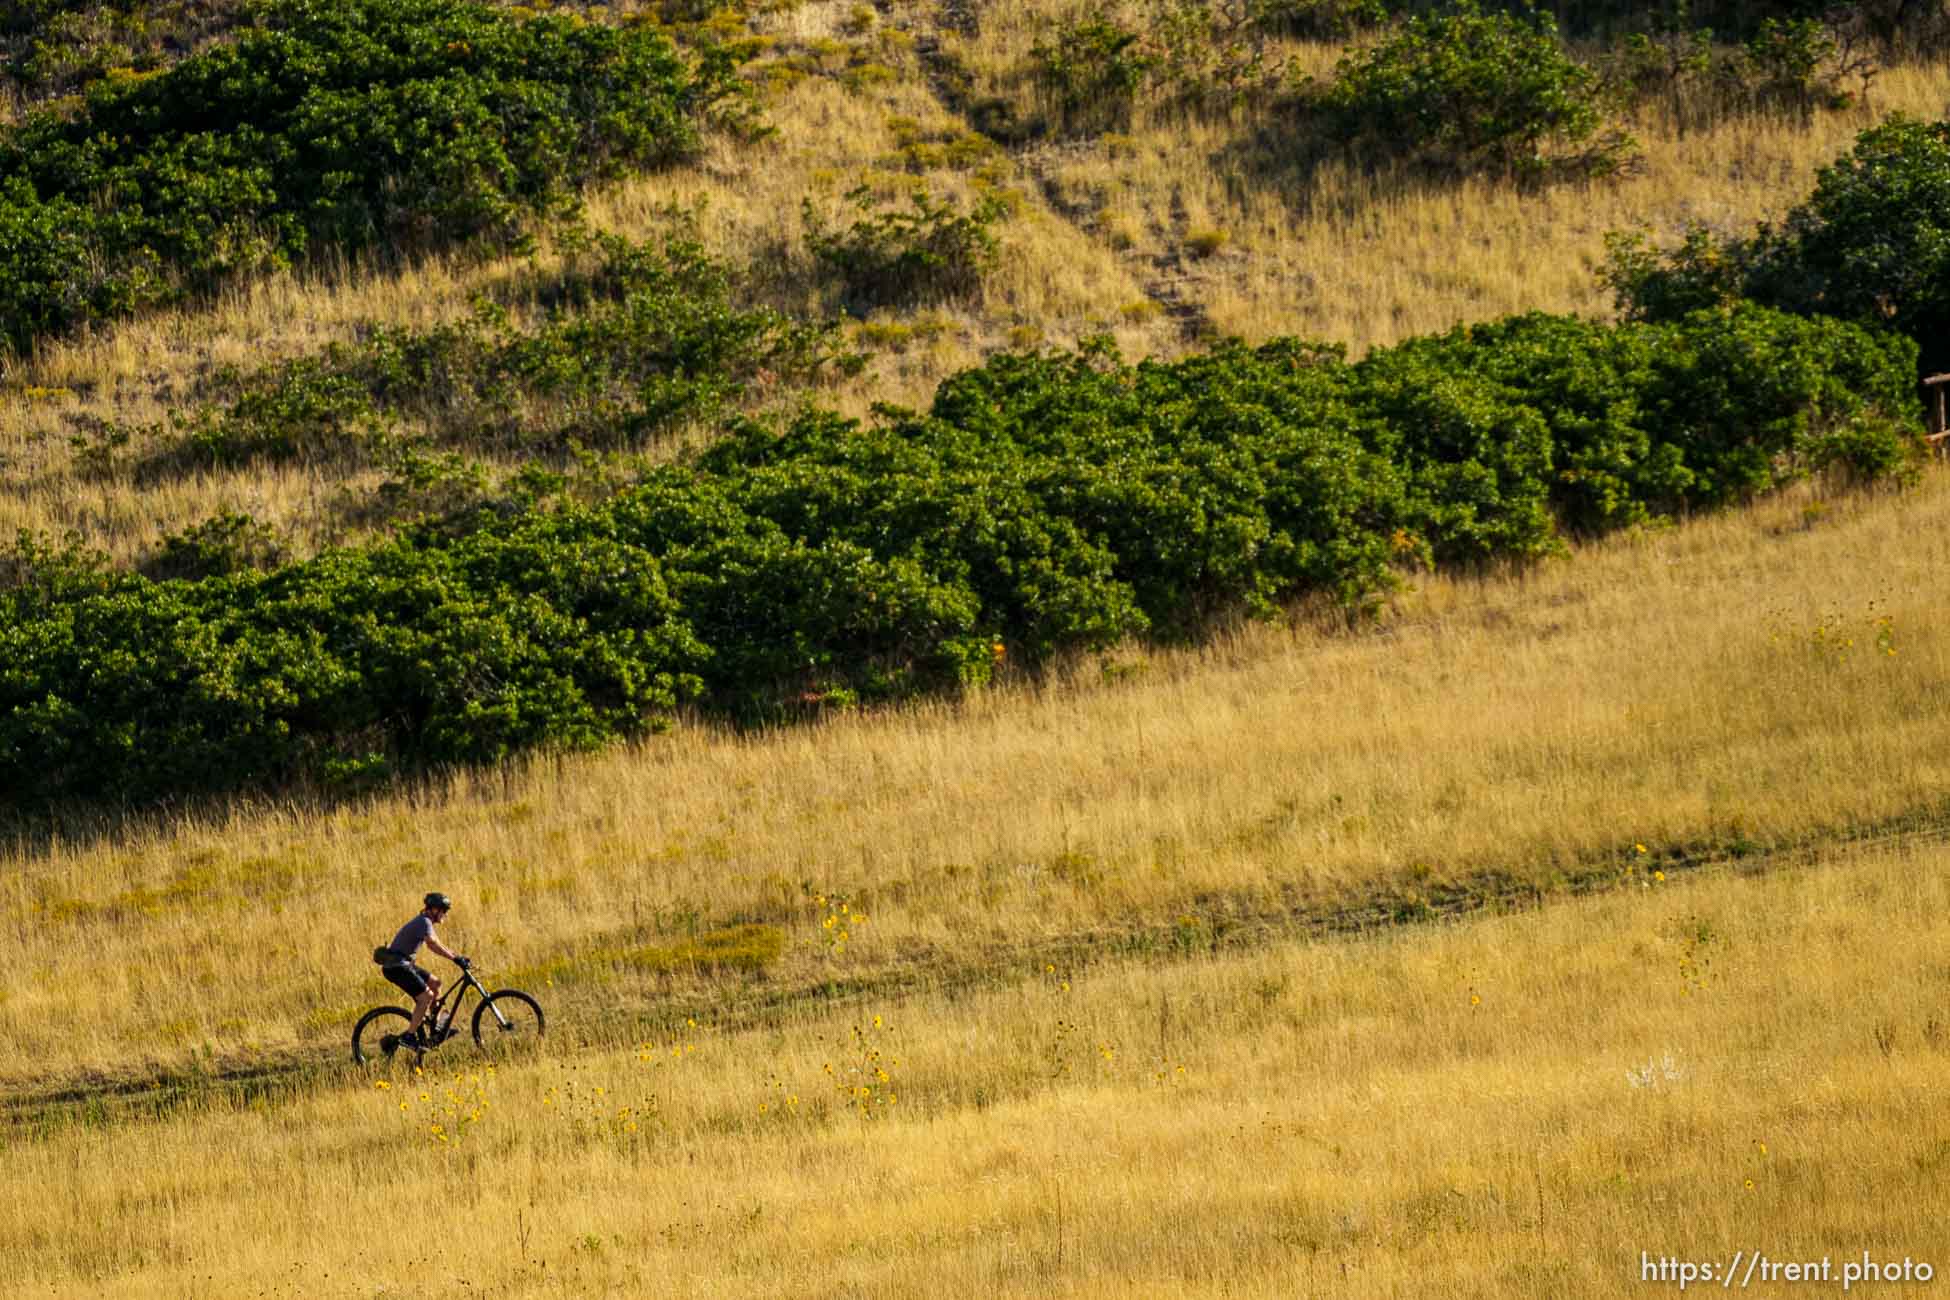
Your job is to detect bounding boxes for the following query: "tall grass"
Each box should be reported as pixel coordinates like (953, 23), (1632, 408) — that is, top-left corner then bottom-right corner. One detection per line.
(3, 7), (1947, 1292)
(989, 57), (1950, 348)
(4, 830), (1947, 1297)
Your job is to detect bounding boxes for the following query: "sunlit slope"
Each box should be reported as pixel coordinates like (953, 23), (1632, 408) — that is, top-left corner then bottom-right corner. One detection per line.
(4, 830), (1948, 1298)
(0, 4), (1946, 1294)
(4, 470), (1946, 1099)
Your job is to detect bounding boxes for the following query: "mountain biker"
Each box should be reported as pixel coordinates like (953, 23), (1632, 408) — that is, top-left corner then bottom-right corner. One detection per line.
(374, 892), (469, 1055)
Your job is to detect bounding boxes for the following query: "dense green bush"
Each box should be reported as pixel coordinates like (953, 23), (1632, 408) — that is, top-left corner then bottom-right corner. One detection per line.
(1146, 0), (1282, 117)
(1618, 0), (1947, 54)
(1763, 115), (1950, 375)
(920, 340), (1409, 624)
(1311, 3), (1635, 181)
(1, 0), (245, 105)
(1, 514), (709, 804)
(0, 305), (1919, 811)
(0, 0), (749, 356)
(1604, 115), (1950, 378)
(1742, 18), (1851, 113)
(1370, 307), (1919, 536)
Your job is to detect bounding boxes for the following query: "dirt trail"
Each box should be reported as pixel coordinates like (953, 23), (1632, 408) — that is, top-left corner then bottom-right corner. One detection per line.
(886, 0), (1216, 347)
(11, 808), (1948, 1135)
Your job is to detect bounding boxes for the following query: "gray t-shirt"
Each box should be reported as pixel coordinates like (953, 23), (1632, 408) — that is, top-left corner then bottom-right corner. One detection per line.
(388, 915), (434, 963)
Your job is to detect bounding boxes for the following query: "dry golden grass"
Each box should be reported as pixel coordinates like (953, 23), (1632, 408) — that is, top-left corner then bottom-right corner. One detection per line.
(954, 16), (1950, 349)
(5, 466), (1946, 1102)
(2, 10), (1947, 1294)
(5, 828), (1949, 1298)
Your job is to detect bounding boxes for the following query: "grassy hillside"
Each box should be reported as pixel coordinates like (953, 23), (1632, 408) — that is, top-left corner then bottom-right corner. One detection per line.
(7, 830), (1950, 1297)
(5, 467), (1946, 1095)
(4, 1), (1950, 1295)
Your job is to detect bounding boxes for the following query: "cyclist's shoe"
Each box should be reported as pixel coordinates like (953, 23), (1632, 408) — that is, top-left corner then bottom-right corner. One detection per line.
(399, 1029), (425, 1050)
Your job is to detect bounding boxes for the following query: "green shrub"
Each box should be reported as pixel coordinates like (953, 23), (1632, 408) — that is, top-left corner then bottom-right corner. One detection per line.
(1030, 7), (1153, 134)
(1599, 226), (1748, 323)
(0, 512), (709, 806)
(1040, 0), (1949, 53)
(1364, 307), (1917, 534)
(1604, 114), (1950, 378)
(1027, 0), (1281, 132)
(1766, 115), (1950, 375)
(0, 306), (1918, 813)
(141, 510), (290, 582)
(1, 1), (249, 106)
(1145, 0), (1282, 117)
(1742, 18), (1849, 116)
(1598, 16), (1869, 133)
(1630, 0), (1944, 54)
(804, 184), (1008, 312)
(0, 0), (751, 356)
(1312, 2), (1635, 182)
(0, 528), (113, 597)
(175, 358), (391, 468)
(1257, 0), (1931, 47)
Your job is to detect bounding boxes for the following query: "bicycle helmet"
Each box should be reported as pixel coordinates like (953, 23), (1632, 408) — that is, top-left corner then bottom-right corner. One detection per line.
(424, 891), (453, 911)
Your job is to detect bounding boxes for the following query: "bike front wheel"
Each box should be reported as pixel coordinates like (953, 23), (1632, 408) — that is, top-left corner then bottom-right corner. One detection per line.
(472, 989), (544, 1059)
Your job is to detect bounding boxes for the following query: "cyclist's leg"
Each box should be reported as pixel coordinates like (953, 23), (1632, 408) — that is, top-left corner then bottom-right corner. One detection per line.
(383, 963), (433, 1037)
(407, 970), (442, 1035)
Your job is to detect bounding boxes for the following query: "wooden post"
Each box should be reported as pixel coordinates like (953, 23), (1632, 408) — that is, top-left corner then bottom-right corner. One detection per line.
(1926, 374), (1950, 455)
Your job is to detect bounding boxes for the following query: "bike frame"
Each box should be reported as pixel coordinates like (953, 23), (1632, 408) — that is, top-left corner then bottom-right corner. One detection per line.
(419, 964), (515, 1042)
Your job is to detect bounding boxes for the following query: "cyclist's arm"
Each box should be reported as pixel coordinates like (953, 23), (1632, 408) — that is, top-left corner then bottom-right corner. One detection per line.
(425, 931), (462, 963)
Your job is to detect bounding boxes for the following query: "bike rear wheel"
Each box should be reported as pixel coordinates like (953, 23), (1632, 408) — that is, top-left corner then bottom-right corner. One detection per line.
(351, 1005), (421, 1073)
(472, 990), (544, 1059)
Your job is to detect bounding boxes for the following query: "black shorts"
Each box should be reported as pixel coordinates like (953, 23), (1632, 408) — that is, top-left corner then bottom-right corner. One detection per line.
(382, 962), (431, 999)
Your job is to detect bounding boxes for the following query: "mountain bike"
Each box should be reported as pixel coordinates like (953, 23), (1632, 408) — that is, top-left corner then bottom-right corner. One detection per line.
(351, 959), (544, 1071)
